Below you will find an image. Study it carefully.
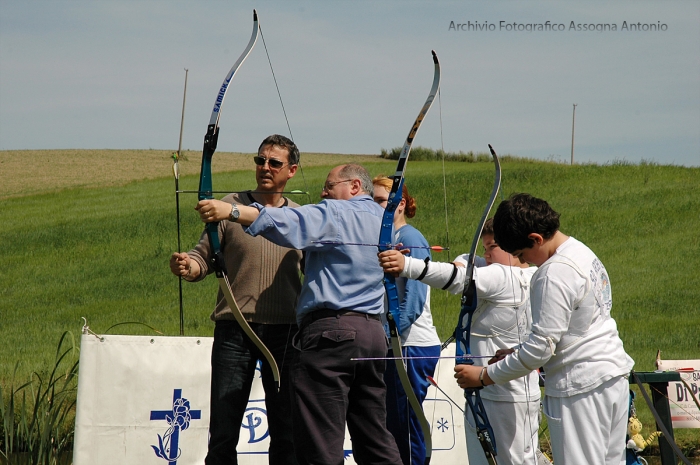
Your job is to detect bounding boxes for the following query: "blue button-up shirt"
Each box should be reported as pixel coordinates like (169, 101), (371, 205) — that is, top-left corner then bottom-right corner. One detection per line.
(246, 195), (385, 326)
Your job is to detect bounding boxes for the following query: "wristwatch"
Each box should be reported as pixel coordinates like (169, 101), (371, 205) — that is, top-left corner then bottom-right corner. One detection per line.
(229, 203), (240, 222)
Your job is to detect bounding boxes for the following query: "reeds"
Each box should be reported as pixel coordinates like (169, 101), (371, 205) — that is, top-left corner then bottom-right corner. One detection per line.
(1, 332), (78, 465)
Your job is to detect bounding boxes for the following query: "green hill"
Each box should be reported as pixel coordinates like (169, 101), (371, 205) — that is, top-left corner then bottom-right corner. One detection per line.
(1, 150), (698, 456)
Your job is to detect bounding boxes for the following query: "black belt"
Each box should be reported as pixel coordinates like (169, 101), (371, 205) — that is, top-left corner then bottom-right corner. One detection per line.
(301, 309), (381, 328)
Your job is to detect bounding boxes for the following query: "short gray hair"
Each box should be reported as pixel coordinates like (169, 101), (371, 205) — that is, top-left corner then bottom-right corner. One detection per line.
(339, 164), (373, 197)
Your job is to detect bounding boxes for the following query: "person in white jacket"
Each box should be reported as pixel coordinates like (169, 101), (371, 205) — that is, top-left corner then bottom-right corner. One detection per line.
(378, 218), (542, 465)
(457, 193), (633, 465)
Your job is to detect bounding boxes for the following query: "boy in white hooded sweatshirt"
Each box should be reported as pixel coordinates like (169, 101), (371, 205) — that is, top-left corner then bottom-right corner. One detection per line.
(459, 193), (633, 465)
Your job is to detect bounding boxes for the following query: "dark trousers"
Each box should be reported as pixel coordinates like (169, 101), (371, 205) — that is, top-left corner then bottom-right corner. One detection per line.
(206, 320), (298, 465)
(291, 311), (403, 465)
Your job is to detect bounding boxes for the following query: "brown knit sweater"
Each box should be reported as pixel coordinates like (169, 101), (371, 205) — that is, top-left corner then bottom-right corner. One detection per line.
(188, 192), (302, 325)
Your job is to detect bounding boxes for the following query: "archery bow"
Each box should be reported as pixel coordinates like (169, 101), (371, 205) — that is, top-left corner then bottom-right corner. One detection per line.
(452, 144), (501, 464)
(379, 50), (440, 465)
(197, 10), (280, 389)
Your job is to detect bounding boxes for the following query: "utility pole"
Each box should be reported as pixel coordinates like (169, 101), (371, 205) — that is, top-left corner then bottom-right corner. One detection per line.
(571, 103), (577, 165)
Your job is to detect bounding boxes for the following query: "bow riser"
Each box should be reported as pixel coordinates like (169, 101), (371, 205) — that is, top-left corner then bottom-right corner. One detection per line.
(198, 126), (223, 275)
(465, 391), (498, 464)
(198, 127), (218, 202)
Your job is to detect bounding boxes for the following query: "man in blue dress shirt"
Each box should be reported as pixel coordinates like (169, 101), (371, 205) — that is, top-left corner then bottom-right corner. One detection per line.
(197, 163), (403, 465)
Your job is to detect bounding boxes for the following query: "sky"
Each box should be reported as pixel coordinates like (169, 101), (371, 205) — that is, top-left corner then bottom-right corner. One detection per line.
(1, 0), (699, 167)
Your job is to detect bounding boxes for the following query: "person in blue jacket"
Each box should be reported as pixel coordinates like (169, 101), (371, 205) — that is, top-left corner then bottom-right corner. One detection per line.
(373, 176), (441, 465)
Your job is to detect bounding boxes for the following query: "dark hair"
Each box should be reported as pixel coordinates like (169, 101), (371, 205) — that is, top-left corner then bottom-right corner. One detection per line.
(481, 217), (494, 237)
(493, 193), (560, 253)
(258, 134), (300, 165)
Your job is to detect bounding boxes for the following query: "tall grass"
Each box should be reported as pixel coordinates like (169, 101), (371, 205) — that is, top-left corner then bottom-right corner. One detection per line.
(0, 332), (78, 465)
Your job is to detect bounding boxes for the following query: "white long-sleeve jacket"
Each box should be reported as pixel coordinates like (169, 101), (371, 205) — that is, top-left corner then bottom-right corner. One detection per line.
(402, 255), (540, 402)
(488, 238), (634, 397)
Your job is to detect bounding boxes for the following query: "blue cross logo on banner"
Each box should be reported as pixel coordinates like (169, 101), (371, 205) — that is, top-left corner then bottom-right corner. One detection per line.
(150, 389), (202, 464)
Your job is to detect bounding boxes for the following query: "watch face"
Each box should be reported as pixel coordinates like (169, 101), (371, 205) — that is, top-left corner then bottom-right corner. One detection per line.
(230, 206), (240, 220)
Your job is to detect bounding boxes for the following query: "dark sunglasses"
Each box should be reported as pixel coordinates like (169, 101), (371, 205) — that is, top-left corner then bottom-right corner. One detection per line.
(253, 156), (287, 169)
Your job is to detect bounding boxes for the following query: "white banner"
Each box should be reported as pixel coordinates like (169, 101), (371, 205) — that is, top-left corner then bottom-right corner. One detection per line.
(73, 333), (213, 465)
(656, 359), (700, 428)
(74, 332), (468, 464)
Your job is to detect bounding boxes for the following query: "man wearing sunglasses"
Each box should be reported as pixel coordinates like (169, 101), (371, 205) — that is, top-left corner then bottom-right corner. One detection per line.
(197, 164), (403, 465)
(170, 134), (302, 465)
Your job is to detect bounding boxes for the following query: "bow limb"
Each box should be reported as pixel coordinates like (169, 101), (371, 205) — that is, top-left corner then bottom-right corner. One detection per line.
(380, 50), (440, 465)
(454, 145), (501, 464)
(198, 10), (280, 390)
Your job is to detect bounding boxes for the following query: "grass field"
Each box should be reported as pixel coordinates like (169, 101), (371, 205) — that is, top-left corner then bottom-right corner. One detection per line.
(1, 149), (699, 458)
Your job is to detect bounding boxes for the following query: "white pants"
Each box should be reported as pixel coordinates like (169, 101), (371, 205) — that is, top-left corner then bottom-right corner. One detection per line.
(543, 375), (629, 465)
(465, 397), (541, 465)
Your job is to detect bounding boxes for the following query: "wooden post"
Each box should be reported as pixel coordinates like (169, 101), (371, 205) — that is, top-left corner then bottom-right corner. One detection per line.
(571, 103), (577, 165)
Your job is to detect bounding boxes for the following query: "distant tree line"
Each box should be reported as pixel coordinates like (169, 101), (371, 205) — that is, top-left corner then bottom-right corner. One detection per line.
(380, 146), (505, 163)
